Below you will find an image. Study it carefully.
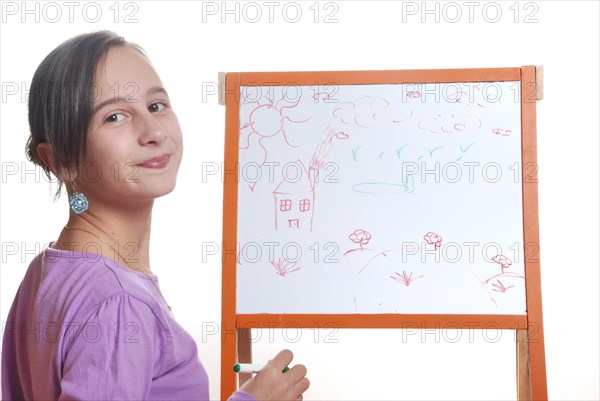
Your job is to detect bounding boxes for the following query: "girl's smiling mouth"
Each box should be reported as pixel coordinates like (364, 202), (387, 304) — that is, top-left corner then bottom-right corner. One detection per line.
(136, 154), (170, 169)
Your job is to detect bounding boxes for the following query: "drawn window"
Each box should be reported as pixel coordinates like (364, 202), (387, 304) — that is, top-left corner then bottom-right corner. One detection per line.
(299, 199), (311, 212)
(280, 199), (292, 212)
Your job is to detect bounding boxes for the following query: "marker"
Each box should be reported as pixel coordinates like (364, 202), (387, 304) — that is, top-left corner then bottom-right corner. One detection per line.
(233, 363), (290, 374)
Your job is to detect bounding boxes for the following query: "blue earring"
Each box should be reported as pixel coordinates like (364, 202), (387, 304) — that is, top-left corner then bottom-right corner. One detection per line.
(69, 181), (88, 215)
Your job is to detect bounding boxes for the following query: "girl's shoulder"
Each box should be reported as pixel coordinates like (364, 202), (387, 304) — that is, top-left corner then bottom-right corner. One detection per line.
(31, 245), (168, 325)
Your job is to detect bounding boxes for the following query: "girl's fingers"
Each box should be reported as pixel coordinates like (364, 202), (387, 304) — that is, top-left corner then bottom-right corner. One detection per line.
(268, 349), (294, 372)
(286, 364), (308, 383)
(295, 377), (310, 395)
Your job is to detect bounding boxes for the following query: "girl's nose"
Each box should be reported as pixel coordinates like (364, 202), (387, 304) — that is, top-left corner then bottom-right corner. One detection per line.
(138, 113), (167, 145)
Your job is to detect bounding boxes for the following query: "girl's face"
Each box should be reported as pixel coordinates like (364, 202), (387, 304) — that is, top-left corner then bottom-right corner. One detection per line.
(78, 46), (183, 209)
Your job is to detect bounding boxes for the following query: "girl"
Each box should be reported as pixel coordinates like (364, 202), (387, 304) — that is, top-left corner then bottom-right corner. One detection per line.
(1, 31), (309, 401)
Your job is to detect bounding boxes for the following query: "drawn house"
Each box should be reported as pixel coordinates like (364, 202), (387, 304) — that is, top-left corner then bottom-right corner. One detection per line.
(273, 160), (316, 230)
(272, 126), (347, 231)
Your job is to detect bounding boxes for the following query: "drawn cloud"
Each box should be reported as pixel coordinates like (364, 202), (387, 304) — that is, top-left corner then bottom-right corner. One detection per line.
(418, 112), (481, 134)
(333, 96), (412, 128)
(445, 84), (502, 109)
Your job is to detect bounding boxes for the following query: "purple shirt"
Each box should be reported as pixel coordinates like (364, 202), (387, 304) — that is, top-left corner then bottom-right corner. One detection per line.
(2, 245), (255, 401)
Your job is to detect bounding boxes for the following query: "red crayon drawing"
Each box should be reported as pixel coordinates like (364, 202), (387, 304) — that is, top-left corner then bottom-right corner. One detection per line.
(312, 92), (332, 102)
(446, 84), (501, 109)
(406, 91), (421, 99)
(332, 95), (412, 128)
(273, 160), (315, 231)
(483, 253), (523, 294)
(492, 128), (512, 136)
(240, 91), (310, 190)
(271, 257), (301, 277)
(491, 254), (512, 272)
(391, 271), (424, 287)
(309, 126), (348, 171)
(418, 112), (482, 134)
(423, 231), (442, 250)
(346, 229), (372, 253)
(335, 131), (349, 140)
(491, 279), (515, 293)
(272, 126), (348, 231)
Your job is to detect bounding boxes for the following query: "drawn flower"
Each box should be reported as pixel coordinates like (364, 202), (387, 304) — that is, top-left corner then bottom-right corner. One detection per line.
(491, 279), (515, 293)
(349, 229), (372, 251)
(423, 232), (442, 250)
(391, 271), (424, 287)
(491, 254), (512, 272)
(271, 258), (301, 277)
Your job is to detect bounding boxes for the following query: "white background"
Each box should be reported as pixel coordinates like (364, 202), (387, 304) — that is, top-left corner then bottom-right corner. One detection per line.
(0, 1), (598, 400)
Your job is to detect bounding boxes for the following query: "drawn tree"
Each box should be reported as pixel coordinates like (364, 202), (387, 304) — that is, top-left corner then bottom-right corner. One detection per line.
(349, 229), (372, 251)
(423, 231), (442, 250)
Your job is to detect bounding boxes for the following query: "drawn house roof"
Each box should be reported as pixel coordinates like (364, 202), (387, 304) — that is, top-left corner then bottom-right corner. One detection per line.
(272, 159), (314, 195)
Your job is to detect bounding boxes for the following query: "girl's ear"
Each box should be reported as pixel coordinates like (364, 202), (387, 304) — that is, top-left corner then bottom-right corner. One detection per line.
(36, 143), (77, 182)
(36, 143), (56, 174)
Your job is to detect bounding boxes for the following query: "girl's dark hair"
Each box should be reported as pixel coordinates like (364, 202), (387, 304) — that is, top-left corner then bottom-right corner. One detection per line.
(26, 30), (145, 198)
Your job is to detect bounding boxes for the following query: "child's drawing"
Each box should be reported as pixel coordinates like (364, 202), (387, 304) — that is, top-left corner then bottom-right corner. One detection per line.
(272, 257), (301, 277)
(236, 228), (356, 314)
(418, 112), (482, 134)
(272, 126), (348, 231)
(354, 245), (495, 313)
(446, 83), (502, 109)
(342, 229), (381, 275)
(239, 90), (311, 190)
(492, 128), (513, 136)
(423, 231), (442, 250)
(237, 82), (526, 315)
(333, 95), (412, 128)
(481, 253), (525, 310)
(240, 92), (310, 150)
(351, 178), (415, 195)
(491, 254), (512, 272)
(309, 126), (349, 171)
(272, 160), (315, 231)
(346, 229), (372, 253)
(490, 279), (514, 293)
(483, 254), (524, 289)
(391, 271), (424, 287)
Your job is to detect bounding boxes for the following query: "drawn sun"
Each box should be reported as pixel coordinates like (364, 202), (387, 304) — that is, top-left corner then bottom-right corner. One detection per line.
(239, 91), (310, 165)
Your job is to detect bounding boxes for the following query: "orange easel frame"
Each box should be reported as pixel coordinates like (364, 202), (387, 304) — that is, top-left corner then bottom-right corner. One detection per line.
(221, 66), (546, 400)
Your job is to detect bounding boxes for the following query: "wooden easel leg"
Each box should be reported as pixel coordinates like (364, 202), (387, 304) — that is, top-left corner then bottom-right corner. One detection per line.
(516, 329), (532, 400)
(237, 328), (253, 387)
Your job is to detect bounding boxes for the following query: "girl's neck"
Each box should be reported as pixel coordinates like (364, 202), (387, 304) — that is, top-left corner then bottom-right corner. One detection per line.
(56, 201), (154, 273)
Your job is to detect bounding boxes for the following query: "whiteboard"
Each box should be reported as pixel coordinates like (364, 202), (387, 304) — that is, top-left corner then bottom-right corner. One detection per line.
(235, 82), (526, 315)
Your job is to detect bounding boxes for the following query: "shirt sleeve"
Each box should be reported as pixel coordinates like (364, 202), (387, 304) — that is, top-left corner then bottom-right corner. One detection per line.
(58, 292), (165, 400)
(228, 390), (258, 401)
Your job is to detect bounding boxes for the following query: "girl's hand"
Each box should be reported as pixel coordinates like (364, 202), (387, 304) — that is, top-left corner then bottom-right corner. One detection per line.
(239, 349), (310, 401)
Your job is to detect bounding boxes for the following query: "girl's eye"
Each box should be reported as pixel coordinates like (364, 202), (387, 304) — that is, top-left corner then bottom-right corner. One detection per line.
(148, 102), (167, 113)
(105, 113), (125, 123)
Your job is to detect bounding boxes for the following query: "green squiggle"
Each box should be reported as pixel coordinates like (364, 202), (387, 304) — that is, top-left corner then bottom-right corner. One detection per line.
(396, 145), (408, 159)
(352, 176), (415, 194)
(352, 146), (362, 162)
